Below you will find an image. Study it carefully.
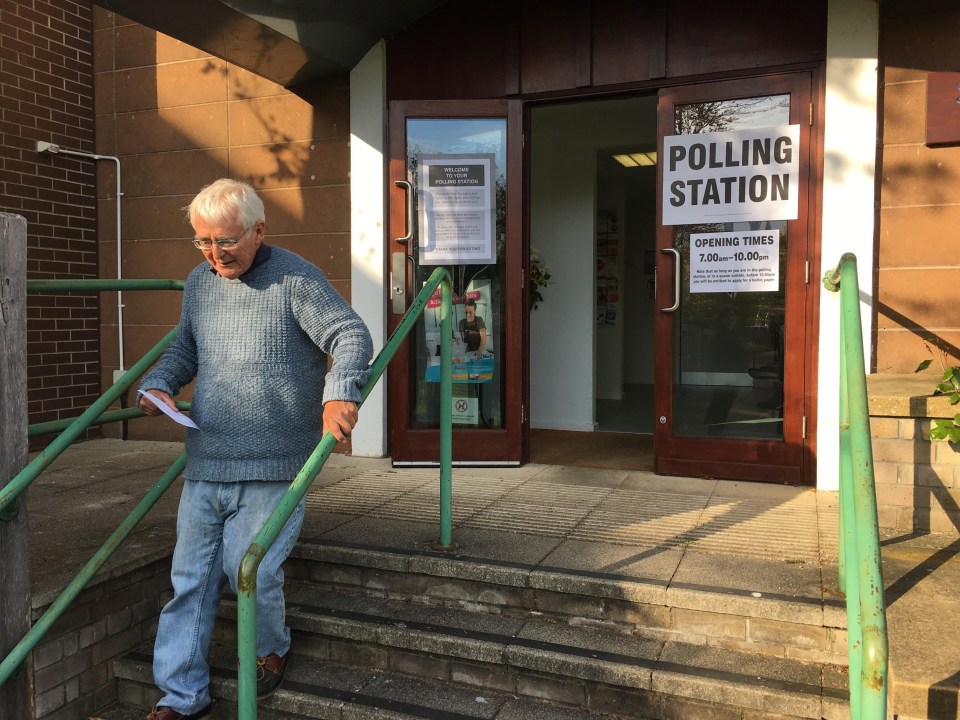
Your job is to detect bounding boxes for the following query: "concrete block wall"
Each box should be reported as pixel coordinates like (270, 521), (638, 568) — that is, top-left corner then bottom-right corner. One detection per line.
(91, 7), (353, 444)
(30, 556), (171, 720)
(868, 375), (960, 536)
(0, 0), (101, 447)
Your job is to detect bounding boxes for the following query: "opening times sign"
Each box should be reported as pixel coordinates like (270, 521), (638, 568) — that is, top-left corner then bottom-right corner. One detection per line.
(418, 153), (496, 265)
(689, 230), (780, 293)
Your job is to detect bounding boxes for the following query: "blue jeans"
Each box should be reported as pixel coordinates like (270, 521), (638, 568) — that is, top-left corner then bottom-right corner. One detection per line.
(153, 479), (305, 714)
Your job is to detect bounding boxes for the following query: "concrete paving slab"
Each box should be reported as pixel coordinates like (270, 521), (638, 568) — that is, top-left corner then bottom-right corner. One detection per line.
(538, 539), (683, 587)
(693, 495), (824, 563)
(317, 516), (443, 553)
(527, 464), (632, 488)
(711, 480), (818, 504)
(299, 510), (364, 541)
(619, 470), (717, 495)
(571, 488), (709, 547)
(431, 526), (566, 567)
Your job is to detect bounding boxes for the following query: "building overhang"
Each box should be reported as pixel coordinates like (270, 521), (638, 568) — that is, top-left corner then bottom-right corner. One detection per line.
(95, 0), (447, 95)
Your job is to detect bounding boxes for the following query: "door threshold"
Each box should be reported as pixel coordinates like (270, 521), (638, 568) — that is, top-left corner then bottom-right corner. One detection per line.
(392, 460), (522, 467)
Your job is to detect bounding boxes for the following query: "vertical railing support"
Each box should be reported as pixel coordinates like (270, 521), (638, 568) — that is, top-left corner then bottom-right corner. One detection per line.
(826, 253), (889, 719)
(439, 274), (453, 546)
(237, 266), (454, 720)
(0, 213), (35, 719)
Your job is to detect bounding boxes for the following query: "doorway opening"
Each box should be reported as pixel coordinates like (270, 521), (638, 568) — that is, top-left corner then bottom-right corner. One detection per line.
(528, 95), (657, 470)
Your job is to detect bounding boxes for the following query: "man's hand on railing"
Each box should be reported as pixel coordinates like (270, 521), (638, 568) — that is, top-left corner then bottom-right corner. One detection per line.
(322, 400), (359, 443)
(139, 389), (177, 417)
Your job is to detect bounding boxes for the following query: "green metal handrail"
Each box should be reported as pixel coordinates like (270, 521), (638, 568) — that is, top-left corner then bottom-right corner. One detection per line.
(824, 253), (888, 719)
(236, 266), (453, 719)
(0, 278), (186, 685)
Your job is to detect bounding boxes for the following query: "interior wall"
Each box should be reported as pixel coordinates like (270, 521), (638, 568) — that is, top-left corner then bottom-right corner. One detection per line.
(529, 96), (657, 431)
(624, 172), (658, 385)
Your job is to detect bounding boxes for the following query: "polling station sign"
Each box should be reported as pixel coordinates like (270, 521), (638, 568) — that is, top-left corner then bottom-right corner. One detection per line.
(662, 126), (800, 226)
(418, 153), (496, 265)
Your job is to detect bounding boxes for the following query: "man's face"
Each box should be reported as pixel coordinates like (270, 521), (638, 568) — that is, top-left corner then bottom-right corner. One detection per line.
(193, 215), (264, 280)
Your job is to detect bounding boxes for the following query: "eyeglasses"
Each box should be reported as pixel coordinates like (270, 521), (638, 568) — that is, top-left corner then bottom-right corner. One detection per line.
(192, 228), (251, 250)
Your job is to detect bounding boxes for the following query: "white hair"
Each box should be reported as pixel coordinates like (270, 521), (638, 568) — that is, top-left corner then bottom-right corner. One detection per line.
(187, 178), (265, 231)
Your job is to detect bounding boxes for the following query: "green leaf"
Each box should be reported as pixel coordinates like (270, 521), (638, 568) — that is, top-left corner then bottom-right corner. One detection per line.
(951, 393), (960, 406)
(916, 359), (933, 373)
(944, 367), (957, 382)
(953, 412), (960, 424)
(936, 383), (953, 394)
(931, 426), (948, 440)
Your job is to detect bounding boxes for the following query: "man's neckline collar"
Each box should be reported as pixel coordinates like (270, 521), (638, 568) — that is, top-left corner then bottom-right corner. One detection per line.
(208, 243), (272, 277)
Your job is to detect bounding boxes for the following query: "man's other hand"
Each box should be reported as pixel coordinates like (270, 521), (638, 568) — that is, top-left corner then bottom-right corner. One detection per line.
(139, 389), (177, 416)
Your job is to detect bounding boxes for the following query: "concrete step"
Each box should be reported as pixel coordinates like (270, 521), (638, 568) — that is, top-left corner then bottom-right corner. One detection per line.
(115, 634), (848, 720)
(285, 537), (849, 667)
(198, 579), (848, 720)
(115, 648), (660, 720)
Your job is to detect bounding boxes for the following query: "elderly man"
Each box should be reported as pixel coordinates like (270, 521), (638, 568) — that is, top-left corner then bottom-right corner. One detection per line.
(138, 179), (373, 720)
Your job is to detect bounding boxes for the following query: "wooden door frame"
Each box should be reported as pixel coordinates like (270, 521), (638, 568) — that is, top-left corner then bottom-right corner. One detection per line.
(653, 72), (816, 485)
(387, 99), (525, 464)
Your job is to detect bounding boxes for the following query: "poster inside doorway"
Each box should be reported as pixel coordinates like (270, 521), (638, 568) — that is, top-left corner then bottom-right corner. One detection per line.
(418, 153), (497, 265)
(423, 278), (495, 383)
(689, 229), (780, 293)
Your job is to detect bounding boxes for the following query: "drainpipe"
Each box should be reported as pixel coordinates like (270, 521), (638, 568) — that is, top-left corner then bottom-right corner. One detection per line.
(35, 141), (125, 375)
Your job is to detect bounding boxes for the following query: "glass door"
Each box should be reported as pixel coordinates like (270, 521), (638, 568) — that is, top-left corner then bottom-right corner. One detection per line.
(654, 75), (814, 483)
(388, 100), (524, 464)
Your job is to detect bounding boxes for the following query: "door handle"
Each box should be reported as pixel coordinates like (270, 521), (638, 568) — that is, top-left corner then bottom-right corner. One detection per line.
(660, 247), (680, 313)
(394, 180), (413, 245)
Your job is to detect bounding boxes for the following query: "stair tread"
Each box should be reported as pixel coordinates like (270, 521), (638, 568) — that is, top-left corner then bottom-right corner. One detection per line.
(291, 537), (846, 628)
(217, 582), (847, 701)
(115, 650), (631, 720)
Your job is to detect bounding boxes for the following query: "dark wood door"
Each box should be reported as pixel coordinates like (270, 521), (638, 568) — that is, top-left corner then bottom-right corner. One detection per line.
(653, 74), (815, 484)
(387, 100), (525, 464)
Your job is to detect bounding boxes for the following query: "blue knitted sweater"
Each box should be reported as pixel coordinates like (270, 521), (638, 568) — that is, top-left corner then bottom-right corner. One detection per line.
(140, 246), (373, 482)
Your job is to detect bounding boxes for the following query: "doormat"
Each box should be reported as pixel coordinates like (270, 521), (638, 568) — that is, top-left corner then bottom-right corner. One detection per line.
(530, 429), (653, 471)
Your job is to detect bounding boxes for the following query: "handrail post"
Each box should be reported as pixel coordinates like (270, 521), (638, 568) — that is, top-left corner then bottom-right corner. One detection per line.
(839, 320), (862, 718)
(0, 213), (34, 718)
(439, 273), (453, 547)
(827, 253), (888, 719)
(839, 255), (888, 717)
(236, 266), (454, 720)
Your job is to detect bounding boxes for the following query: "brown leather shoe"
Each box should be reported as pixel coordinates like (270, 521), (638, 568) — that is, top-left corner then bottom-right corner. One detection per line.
(256, 652), (288, 698)
(145, 705), (211, 720)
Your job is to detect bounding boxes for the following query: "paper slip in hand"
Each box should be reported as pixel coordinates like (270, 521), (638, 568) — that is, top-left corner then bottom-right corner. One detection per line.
(137, 390), (200, 429)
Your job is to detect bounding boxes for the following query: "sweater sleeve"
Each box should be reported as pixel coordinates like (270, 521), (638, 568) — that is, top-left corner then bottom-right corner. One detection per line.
(291, 267), (373, 404)
(138, 274), (200, 398)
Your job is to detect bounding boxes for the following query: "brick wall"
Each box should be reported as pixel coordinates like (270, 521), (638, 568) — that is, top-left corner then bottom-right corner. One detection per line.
(871, 416), (960, 535)
(31, 556), (172, 720)
(0, 0), (101, 445)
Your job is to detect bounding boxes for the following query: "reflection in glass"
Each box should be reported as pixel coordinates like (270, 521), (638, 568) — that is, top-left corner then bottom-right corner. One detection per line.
(671, 96), (789, 440)
(406, 118), (507, 429)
